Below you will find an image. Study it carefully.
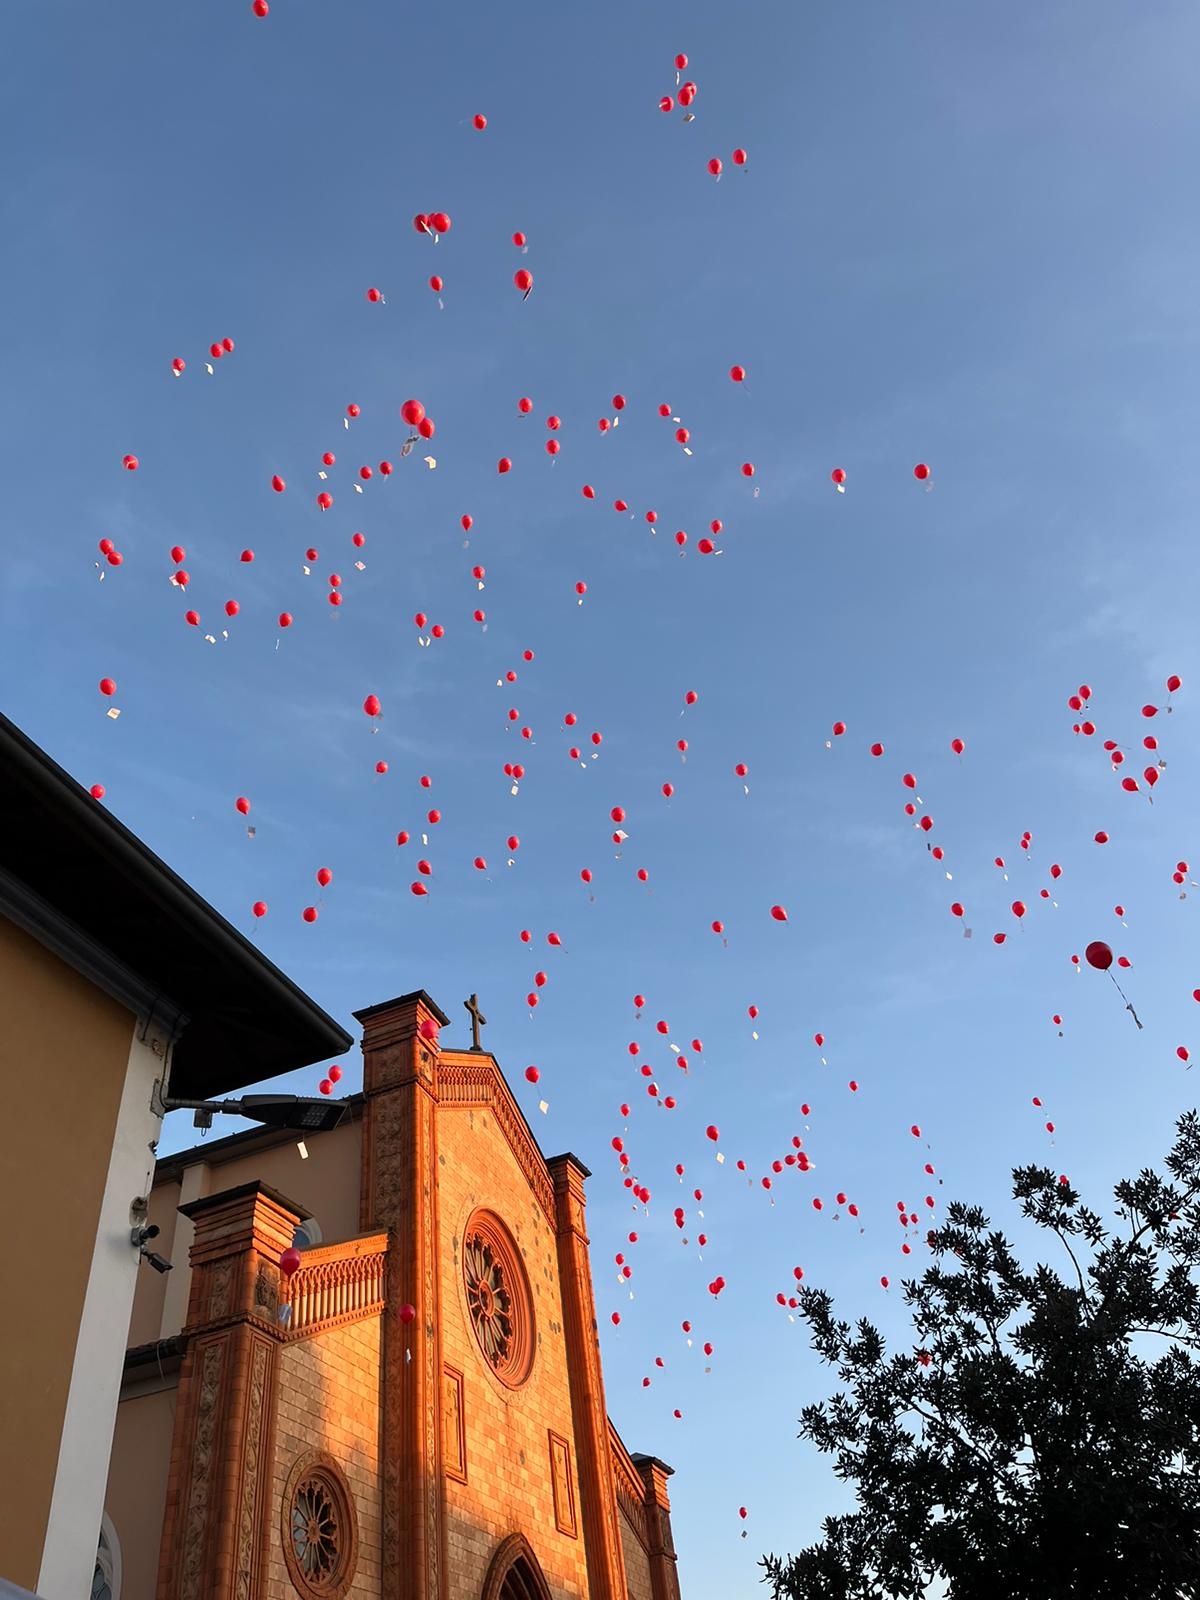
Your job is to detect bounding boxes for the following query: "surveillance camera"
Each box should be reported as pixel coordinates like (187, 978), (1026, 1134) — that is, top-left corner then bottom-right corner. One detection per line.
(131, 1223), (161, 1249)
(142, 1250), (173, 1275)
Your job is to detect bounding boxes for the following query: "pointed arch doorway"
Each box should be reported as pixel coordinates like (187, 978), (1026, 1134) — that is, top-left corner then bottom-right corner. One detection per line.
(481, 1532), (554, 1600)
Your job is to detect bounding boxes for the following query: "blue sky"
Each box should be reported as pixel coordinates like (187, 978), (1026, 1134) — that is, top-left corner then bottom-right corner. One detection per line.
(5, 1), (1200, 1591)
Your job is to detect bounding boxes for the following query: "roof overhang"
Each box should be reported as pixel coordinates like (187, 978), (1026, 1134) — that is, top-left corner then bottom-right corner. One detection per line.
(0, 713), (352, 1099)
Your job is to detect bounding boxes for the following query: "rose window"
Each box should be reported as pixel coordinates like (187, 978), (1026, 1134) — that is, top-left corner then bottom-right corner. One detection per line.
(462, 1211), (535, 1387)
(465, 1234), (515, 1368)
(292, 1476), (340, 1579)
(282, 1453), (357, 1599)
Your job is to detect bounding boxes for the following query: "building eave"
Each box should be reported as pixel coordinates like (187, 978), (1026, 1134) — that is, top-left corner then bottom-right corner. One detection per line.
(0, 713), (352, 1098)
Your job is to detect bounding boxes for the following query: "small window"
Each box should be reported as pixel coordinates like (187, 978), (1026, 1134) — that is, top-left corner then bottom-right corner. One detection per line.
(94, 1515), (121, 1600)
(292, 1217), (323, 1250)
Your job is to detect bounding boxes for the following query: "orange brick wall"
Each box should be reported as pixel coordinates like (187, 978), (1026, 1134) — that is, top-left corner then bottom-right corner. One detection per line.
(269, 1315), (383, 1598)
(618, 1510), (654, 1600)
(437, 1103), (591, 1599)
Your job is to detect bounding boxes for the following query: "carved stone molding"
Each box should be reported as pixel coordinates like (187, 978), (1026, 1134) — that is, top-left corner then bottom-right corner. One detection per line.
(179, 1338), (225, 1600)
(548, 1157), (627, 1599)
(611, 1435), (652, 1556)
(549, 1431), (578, 1540)
(442, 1366), (466, 1484)
(368, 1068), (446, 1600)
(234, 1338), (271, 1600)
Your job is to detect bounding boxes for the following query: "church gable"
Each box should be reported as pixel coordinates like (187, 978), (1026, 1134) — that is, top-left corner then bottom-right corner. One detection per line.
(127, 987), (681, 1600)
(434, 1051), (589, 1600)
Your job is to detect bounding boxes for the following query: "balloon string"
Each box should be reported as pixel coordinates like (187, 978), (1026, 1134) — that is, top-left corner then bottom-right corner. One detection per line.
(1108, 969), (1143, 1029)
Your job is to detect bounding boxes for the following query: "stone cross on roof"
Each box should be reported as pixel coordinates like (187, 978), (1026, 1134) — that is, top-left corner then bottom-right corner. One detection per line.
(464, 993), (487, 1052)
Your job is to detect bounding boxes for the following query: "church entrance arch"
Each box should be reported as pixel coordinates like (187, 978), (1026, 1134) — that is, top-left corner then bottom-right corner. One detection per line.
(481, 1532), (554, 1600)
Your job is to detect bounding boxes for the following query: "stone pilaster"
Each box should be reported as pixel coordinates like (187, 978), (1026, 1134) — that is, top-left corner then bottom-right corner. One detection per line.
(355, 990), (450, 1600)
(547, 1153), (628, 1600)
(155, 1181), (299, 1600)
(634, 1456), (683, 1600)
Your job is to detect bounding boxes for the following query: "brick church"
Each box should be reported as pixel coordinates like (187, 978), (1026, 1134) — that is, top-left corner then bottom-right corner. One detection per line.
(104, 989), (682, 1600)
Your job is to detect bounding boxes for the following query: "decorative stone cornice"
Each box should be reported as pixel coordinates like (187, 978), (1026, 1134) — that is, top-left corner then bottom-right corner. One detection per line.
(609, 1423), (653, 1554)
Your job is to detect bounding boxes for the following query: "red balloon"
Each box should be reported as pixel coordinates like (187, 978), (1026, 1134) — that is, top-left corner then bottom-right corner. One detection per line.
(913, 463), (931, 480)
(363, 693), (381, 717)
(514, 269), (534, 294)
(951, 737), (965, 755)
(831, 468), (846, 485)
(172, 357), (186, 373)
(366, 287), (382, 302)
(271, 474), (286, 493)
(399, 1303), (417, 1324)
(98, 677), (116, 696)
(473, 113), (487, 130)
(660, 95), (674, 113)
(302, 907), (318, 923)
(732, 148), (748, 166)
(429, 275), (443, 294)
(1085, 941), (1113, 971)
(706, 1125), (719, 1142)
(252, 900), (267, 918)
(770, 905), (788, 922)
(316, 867), (332, 887)
(122, 454), (139, 471)
(730, 365), (746, 383)
(401, 399), (426, 427)
(317, 491), (333, 510)
(498, 457), (512, 474)
(1167, 674), (1182, 693)
(429, 212), (451, 234)
(235, 796), (251, 816)
(513, 231), (527, 248)
(707, 157), (723, 176)
(279, 1247), (301, 1276)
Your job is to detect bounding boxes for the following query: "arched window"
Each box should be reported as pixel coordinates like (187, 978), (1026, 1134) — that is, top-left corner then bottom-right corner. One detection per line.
(93, 1515), (122, 1600)
(481, 1533), (552, 1600)
(292, 1216), (323, 1249)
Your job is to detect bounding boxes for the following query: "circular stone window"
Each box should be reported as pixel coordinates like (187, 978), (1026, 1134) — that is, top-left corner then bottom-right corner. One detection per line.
(463, 1209), (535, 1388)
(281, 1451), (358, 1600)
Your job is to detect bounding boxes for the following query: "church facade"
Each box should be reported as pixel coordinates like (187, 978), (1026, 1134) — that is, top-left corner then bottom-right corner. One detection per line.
(105, 989), (682, 1600)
